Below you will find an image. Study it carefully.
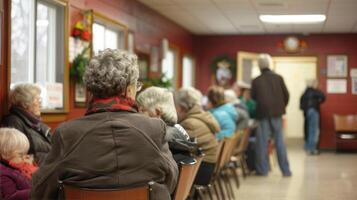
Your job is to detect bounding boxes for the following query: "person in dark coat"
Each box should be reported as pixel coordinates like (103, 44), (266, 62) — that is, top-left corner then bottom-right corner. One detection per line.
(30, 49), (178, 200)
(300, 79), (326, 155)
(0, 128), (38, 200)
(1, 83), (51, 166)
(251, 54), (292, 177)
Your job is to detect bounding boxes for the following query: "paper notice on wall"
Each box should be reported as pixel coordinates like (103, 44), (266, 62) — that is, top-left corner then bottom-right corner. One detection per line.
(351, 69), (357, 77)
(327, 79), (347, 94)
(45, 83), (63, 109)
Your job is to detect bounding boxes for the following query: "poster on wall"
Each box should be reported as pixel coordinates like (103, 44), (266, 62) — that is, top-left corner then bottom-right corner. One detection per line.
(327, 79), (347, 94)
(350, 69), (357, 77)
(327, 55), (348, 77)
(352, 78), (357, 95)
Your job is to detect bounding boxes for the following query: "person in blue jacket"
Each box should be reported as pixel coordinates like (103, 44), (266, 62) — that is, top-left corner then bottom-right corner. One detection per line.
(207, 86), (238, 141)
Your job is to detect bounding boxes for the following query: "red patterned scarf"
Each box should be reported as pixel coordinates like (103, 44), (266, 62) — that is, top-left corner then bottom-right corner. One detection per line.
(86, 96), (138, 115)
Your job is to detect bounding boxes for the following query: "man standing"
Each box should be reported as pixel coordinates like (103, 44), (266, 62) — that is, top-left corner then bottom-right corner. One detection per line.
(300, 79), (325, 155)
(251, 54), (292, 176)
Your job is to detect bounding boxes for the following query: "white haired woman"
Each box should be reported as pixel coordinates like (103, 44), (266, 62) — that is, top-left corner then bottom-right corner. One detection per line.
(174, 87), (220, 186)
(0, 128), (38, 200)
(137, 86), (193, 163)
(1, 83), (51, 166)
(136, 86), (189, 142)
(31, 49), (178, 200)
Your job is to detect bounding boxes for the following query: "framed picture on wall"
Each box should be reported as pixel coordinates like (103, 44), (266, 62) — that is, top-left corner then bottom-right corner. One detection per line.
(327, 55), (348, 77)
(327, 79), (347, 94)
(352, 78), (357, 95)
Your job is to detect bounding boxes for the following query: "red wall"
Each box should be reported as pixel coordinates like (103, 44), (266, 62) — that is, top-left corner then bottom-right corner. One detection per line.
(61, 0), (194, 124)
(193, 34), (357, 149)
(0, 0), (9, 120)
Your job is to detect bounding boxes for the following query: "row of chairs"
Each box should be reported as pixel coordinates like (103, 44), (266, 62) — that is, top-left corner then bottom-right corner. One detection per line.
(60, 128), (252, 200)
(194, 128), (251, 200)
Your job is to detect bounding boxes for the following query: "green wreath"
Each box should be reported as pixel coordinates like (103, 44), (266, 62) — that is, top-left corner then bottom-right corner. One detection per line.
(210, 55), (236, 79)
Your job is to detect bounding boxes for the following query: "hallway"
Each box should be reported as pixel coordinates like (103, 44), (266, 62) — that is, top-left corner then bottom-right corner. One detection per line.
(235, 140), (357, 200)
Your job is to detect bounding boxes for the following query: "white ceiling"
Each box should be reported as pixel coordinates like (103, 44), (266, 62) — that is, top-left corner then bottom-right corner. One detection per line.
(137, 0), (357, 34)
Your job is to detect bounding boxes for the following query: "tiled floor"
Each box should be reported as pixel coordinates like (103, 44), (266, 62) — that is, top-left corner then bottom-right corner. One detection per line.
(234, 139), (357, 200)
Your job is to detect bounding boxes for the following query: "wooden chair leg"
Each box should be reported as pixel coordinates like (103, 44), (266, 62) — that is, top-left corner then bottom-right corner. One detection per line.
(213, 181), (221, 200)
(207, 185), (214, 200)
(196, 186), (205, 200)
(230, 167), (240, 189)
(223, 170), (235, 200)
(217, 177), (226, 200)
(240, 157), (247, 178)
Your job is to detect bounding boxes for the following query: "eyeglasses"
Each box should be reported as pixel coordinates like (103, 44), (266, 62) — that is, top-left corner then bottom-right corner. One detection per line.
(136, 81), (143, 91)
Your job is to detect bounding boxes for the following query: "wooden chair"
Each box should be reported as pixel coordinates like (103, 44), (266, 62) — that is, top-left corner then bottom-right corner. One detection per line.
(218, 133), (242, 200)
(334, 114), (357, 151)
(194, 141), (225, 200)
(232, 128), (251, 178)
(174, 158), (202, 200)
(59, 181), (153, 200)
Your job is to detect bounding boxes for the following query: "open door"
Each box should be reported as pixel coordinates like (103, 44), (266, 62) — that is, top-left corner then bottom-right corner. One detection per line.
(237, 51), (260, 84)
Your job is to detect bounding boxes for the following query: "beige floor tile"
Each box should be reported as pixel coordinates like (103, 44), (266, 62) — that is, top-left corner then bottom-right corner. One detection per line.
(233, 139), (357, 200)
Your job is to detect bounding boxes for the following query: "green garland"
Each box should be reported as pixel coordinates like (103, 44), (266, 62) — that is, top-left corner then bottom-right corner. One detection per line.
(210, 55), (236, 78)
(70, 46), (90, 83)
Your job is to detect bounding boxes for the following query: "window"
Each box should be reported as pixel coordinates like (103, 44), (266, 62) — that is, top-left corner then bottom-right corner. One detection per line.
(10, 0), (66, 111)
(92, 13), (127, 55)
(182, 55), (195, 87)
(162, 48), (177, 88)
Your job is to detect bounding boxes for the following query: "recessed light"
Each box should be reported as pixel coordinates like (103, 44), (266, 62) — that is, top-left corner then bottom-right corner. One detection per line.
(259, 15), (326, 24)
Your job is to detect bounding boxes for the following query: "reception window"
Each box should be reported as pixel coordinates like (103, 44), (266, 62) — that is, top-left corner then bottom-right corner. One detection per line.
(10, 0), (67, 111)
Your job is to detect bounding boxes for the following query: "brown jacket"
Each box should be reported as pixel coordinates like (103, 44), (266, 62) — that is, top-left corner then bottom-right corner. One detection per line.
(252, 68), (289, 119)
(30, 111), (178, 200)
(179, 105), (220, 163)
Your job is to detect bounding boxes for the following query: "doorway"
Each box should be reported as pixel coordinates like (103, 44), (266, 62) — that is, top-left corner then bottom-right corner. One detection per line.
(273, 57), (317, 138)
(237, 52), (317, 138)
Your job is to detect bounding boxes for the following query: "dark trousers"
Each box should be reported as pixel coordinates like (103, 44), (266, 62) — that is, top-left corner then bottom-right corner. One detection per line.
(194, 161), (215, 185)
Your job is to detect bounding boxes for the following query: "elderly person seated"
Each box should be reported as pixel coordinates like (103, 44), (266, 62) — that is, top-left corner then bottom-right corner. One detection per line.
(136, 86), (189, 142)
(137, 86), (194, 163)
(224, 89), (250, 130)
(1, 83), (51, 166)
(207, 86), (238, 141)
(0, 128), (38, 200)
(174, 87), (220, 185)
(31, 49), (178, 200)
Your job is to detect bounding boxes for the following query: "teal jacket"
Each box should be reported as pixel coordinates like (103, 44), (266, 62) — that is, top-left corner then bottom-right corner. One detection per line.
(209, 103), (238, 141)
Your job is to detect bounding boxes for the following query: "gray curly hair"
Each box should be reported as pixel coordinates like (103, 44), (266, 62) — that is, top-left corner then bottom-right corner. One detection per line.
(83, 49), (139, 98)
(137, 87), (178, 126)
(174, 87), (202, 111)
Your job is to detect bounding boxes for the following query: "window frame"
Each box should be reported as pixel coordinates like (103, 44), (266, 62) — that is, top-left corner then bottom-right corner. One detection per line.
(182, 54), (196, 88)
(161, 44), (179, 89)
(92, 12), (128, 55)
(7, 0), (70, 115)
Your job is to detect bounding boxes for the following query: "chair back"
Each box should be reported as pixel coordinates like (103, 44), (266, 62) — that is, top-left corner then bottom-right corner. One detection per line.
(174, 158), (201, 200)
(212, 141), (225, 178)
(220, 133), (241, 167)
(334, 114), (357, 132)
(61, 182), (152, 200)
(235, 128), (251, 154)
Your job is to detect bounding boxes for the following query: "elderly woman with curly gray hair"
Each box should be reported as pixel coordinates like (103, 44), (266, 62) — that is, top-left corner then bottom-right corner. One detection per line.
(1, 83), (51, 166)
(31, 49), (178, 200)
